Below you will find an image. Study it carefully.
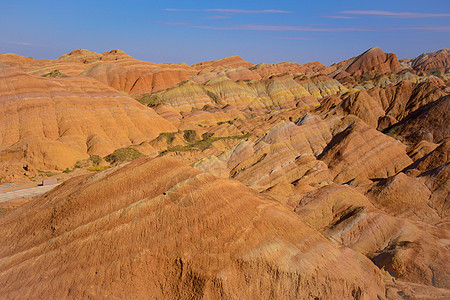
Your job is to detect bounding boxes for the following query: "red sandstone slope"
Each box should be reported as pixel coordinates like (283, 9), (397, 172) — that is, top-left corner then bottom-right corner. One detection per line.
(0, 156), (387, 299)
(322, 47), (402, 79)
(0, 65), (176, 180)
(384, 95), (449, 143)
(409, 48), (450, 71)
(0, 47), (449, 299)
(191, 55), (254, 70)
(16, 49), (196, 95)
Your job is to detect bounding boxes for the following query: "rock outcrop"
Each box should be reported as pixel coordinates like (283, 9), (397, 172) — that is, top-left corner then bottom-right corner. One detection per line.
(0, 157), (387, 299)
(0, 65), (176, 180)
(409, 48), (450, 71)
(317, 120), (413, 184)
(1, 46), (449, 298)
(384, 95), (449, 143)
(323, 47), (402, 79)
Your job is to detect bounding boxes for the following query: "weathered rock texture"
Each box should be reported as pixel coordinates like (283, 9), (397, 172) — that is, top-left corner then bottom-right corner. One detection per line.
(0, 65), (175, 179)
(0, 157), (387, 299)
(0, 46), (449, 299)
(321, 47), (402, 79)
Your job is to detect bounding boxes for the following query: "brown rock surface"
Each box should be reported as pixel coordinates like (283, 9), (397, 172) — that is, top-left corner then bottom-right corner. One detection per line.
(384, 95), (449, 143)
(0, 157), (387, 299)
(250, 61), (325, 79)
(366, 173), (439, 224)
(318, 120), (413, 184)
(194, 116), (333, 198)
(1, 47), (449, 298)
(147, 75), (320, 115)
(368, 80), (445, 122)
(409, 48), (450, 71)
(0, 65), (176, 179)
(323, 47), (402, 79)
(17, 49), (196, 95)
(325, 89), (385, 128)
(295, 184), (450, 289)
(192, 55), (254, 70)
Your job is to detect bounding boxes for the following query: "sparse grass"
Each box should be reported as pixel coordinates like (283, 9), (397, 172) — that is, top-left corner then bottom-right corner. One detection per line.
(159, 145), (197, 155)
(62, 168), (71, 174)
(201, 104), (214, 111)
(89, 155), (102, 166)
(0, 208), (7, 217)
(105, 148), (144, 164)
(41, 70), (68, 78)
(137, 94), (164, 107)
(183, 130), (199, 143)
(86, 166), (111, 172)
(217, 120), (235, 125)
(159, 132), (251, 155)
(155, 132), (177, 144)
(38, 170), (55, 177)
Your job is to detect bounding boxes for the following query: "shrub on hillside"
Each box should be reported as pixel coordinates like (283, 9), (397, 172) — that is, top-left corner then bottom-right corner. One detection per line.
(105, 148), (144, 164)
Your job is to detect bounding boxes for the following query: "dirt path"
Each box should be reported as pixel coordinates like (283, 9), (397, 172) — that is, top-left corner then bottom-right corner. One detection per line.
(0, 184), (60, 203)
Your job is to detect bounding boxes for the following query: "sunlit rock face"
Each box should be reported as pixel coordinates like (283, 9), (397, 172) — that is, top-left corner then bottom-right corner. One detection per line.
(0, 46), (449, 299)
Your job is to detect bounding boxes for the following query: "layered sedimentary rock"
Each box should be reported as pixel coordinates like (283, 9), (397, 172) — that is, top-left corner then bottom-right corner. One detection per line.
(322, 47), (402, 79)
(0, 156), (387, 299)
(1, 46), (449, 298)
(384, 95), (449, 143)
(316, 78), (446, 130)
(317, 120), (413, 184)
(192, 55), (254, 70)
(145, 75), (330, 115)
(11, 49), (196, 95)
(294, 184), (449, 289)
(250, 61), (325, 79)
(81, 62), (193, 95)
(317, 90), (385, 128)
(408, 48), (450, 71)
(0, 65), (176, 179)
(368, 80), (445, 122)
(295, 74), (347, 99)
(195, 115), (334, 201)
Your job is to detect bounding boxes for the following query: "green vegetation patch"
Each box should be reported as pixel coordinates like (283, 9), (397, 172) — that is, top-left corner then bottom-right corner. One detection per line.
(155, 132), (177, 144)
(89, 155), (102, 166)
(137, 94), (165, 107)
(41, 70), (68, 78)
(159, 132), (251, 155)
(183, 130), (199, 143)
(105, 147), (144, 164)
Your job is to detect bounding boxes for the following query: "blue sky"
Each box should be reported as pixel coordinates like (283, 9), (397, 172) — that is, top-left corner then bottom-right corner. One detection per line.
(0, 0), (449, 65)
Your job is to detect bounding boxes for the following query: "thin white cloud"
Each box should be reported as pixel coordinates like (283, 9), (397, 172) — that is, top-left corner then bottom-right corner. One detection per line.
(340, 10), (450, 18)
(162, 22), (450, 33)
(5, 41), (34, 46)
(162, 8), (292, 14)
(162, 22), (370, 32)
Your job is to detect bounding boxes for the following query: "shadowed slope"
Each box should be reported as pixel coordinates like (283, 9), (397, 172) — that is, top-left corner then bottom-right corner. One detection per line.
(384, 95), (449, 143)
